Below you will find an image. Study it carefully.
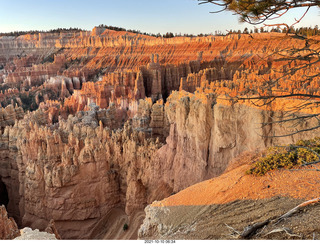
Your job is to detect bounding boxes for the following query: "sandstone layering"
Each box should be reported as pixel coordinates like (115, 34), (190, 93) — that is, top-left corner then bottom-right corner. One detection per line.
(0, 28), (319, 239)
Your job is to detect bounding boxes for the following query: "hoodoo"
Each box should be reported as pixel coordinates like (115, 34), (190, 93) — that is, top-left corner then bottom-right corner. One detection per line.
(0, 19), (319, 240)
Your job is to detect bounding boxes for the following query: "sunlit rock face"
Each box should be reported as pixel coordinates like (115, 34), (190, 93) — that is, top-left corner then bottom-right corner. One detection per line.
(0, 29), (308, 112)
(1, 93), (318, 239)
(3, 106), (162, 239)
(0, 28), (319, 239)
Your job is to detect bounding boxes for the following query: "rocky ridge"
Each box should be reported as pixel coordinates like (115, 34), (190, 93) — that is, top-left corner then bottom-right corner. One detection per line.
(0, 29), (319, 239)
(14, 227), (57, 240)
(138, 153), (320, 240)
(1, 89), (320, 238)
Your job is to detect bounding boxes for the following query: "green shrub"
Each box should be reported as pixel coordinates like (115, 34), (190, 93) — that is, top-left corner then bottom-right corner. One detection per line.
(123, 223), (129, 231)
(247, 137), (320, 176)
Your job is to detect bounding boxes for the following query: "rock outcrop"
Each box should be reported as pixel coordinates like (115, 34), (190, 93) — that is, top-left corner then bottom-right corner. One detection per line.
(1, 91), (320, 239)
(0, 104), (24, 129)
(14, 227), (57, 240)
(44, 219), (61, 239)
(0, 28), (320, 240)
(1, 105), (162, 239)
(149, 90), (320, 192)
(0, 205), (19, 239)
(0, 30), (309, 110)
(138, 152), (320, 240)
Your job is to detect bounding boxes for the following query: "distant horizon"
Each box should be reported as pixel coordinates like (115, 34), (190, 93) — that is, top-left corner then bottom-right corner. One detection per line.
(1, 24), (320, 37)
(1, 0), (320, 35)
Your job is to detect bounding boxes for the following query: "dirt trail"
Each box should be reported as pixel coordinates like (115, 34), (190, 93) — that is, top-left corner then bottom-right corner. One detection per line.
(88, 208), (145, 240)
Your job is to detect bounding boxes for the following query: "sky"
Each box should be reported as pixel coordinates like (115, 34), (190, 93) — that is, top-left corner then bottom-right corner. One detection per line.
(0, 0), (319, 35)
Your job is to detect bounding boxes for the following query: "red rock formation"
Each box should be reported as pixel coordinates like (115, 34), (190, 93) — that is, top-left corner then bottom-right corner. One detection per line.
(1, 29), (317, 128)
(0, 29), (320, 240)
(45, 219), (61, 239)
(147, 90), (320, 193)
(149, 99), (168, 140)
(0, 104), (24, 129)
(0, 30), (309, 104)
(0, 206), (19, 239)
(0, 90), (318, 240)
(1, 106), (162, 239)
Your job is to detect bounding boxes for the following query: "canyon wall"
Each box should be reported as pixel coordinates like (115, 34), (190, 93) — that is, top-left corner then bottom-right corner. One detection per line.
(140, 90), (320, 193)
(2, 105), (164, 239)
(0, 28), (313, 113)
(0, 30), (306, 92)
(1, 90), (319, 239)
(0, 29), (319, 239)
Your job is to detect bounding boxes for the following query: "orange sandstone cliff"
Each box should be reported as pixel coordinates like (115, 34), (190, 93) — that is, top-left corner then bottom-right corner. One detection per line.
(0, 28), (319, 239)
